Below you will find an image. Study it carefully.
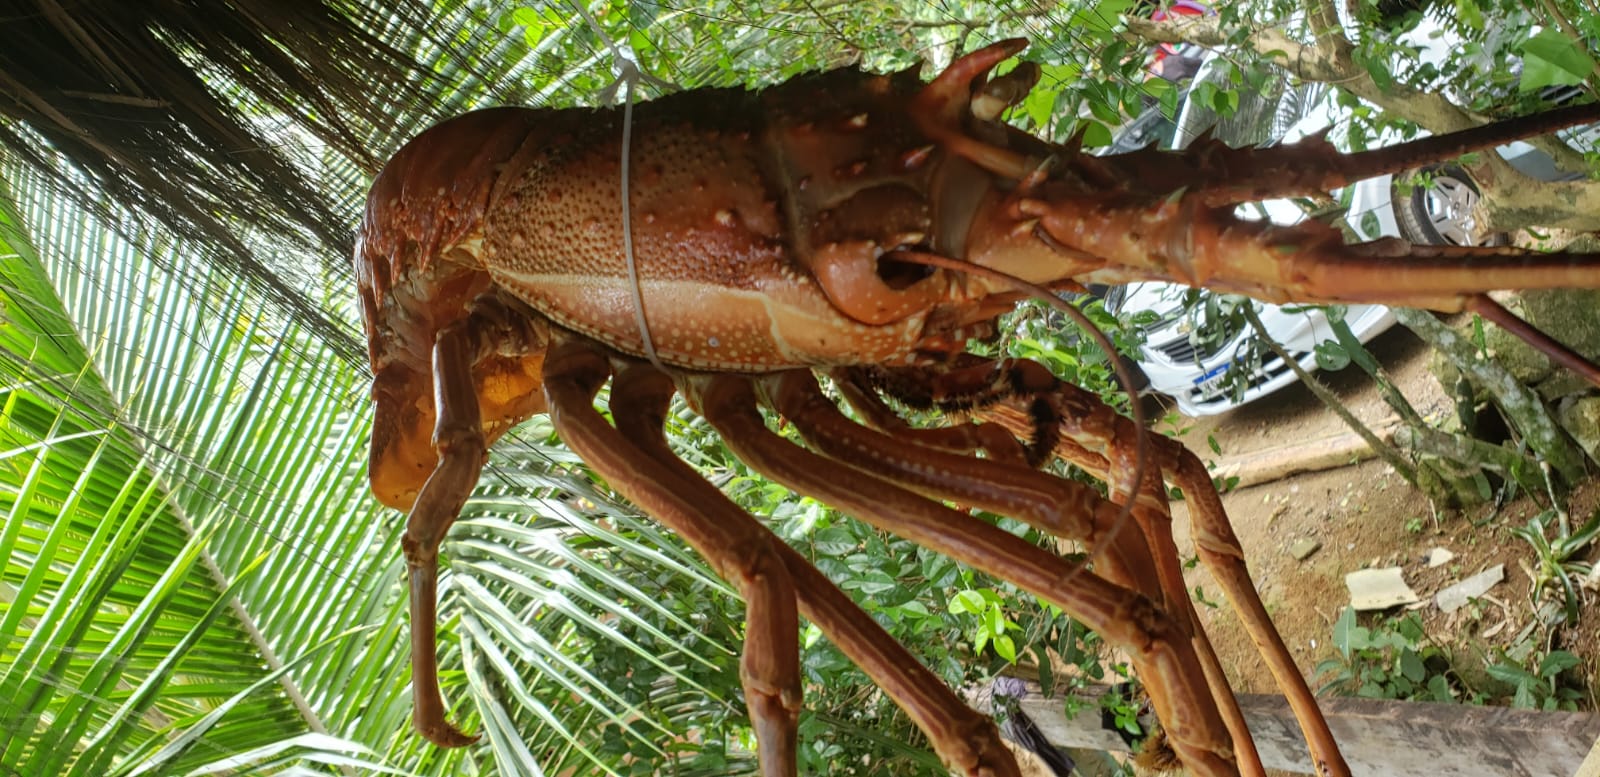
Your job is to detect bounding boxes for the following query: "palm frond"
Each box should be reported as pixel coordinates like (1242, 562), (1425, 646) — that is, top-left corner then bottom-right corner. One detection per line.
(0, 179), (317, 774)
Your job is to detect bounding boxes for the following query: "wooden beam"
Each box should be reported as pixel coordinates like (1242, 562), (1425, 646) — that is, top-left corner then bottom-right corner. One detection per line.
(1575, 735), (1600, 777)
(970, 683), (1600, 776)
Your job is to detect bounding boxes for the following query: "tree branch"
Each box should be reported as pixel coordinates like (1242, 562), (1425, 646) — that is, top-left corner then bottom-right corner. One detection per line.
(1302, 0), (1351, 63)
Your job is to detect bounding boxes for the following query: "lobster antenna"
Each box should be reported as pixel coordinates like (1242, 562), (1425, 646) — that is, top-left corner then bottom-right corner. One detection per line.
(887, 249), (1150, 547)
(573, 0), (668, 370)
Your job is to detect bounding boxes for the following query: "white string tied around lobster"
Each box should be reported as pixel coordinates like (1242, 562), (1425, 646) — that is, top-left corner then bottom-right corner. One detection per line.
(573, 0), (676, 372)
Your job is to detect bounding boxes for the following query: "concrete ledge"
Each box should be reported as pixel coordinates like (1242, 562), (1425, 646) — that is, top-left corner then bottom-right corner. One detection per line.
(1206, 420), (1400, 489)
(972, 681), (1598, 776)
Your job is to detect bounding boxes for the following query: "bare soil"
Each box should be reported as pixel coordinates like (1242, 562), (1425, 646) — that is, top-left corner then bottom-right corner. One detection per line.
(1154, 326), (1600, 720)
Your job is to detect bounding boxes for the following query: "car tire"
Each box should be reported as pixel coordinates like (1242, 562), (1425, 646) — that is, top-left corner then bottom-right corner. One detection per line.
(1393, 164), (1508, 246)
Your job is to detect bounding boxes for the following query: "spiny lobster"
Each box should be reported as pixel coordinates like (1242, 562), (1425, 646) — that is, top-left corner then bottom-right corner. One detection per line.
(355, 39), (1600, 777)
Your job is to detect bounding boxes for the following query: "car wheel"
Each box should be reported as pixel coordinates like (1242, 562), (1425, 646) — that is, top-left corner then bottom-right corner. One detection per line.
(1393, 164), (1507, 246)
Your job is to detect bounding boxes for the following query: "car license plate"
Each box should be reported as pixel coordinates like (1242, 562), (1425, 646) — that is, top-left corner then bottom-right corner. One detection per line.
(1193, 363), (1231, 399)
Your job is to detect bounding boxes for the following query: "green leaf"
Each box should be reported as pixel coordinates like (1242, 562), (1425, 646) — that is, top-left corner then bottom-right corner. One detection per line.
(811, 526), (858, 556)
(1314, 341), (1351, 371)
(1452, 0), (1483, 30)
(1353, 47), (1395, 92)
(1080, 121), (1113, 149)
(1512, 682), (1536, 709)
(1520, 29), (1595, 92)
(1035, 647), (1054, 696)
(1332, 607), (1357, 658)
(993, 634), (1017, 663)
(1399, 649), (1425, 683)
(1159, 81), (1181, 118)
(898, 600), (930, 617)
(985, 604), (1006, 636)
(1088, 89), (1121, 124)
(1485, 662), (1536, 685)
(1023, 64), (1078, 128)
(121, 627), (371, 776)
(1072, 0), (1135, 34)
(1395, 615), (1425, 643)
(1539, 650), (1581, 678)
(1564, 513), (1600, 551)
(950, 589), (986, 615)
(1428, 674), (1454, 702)
(512, 7), (547, 42)
(1313, 657), (1346, 677)
(1349, 625), (1378, 651)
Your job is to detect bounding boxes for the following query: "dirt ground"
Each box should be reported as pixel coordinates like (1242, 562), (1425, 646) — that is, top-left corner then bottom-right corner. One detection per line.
(1153, 325), (1600, 717)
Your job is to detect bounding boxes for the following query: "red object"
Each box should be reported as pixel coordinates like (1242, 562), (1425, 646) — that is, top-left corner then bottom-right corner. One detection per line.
(1149, 1), (1210, 77)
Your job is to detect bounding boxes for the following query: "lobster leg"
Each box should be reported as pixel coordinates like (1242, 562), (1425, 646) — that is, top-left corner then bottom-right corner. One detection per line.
(541, 340), (803, 776)
(1074, 103), (1600, 207)
(782, 368), (1267, 776)
(1464, 294), (1600, 386)
(1158, 442), (1350, 777)
(1073, 412), (1272, 777)
(982, 389), (1350, 777)
(404, 317), (489, 748)
(924, 359), (1272, 774)
(1202, 102), (1600, 204)
(694, 371), (1240, 777)
(978, 179), (1600, 383)
(604, 358), (1022, 777)
(843, 360), (1283, 773)
(832, 372), (1031, 467)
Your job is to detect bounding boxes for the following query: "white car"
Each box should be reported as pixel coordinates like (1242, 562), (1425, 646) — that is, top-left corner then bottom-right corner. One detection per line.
(1119, 283), (1397, 416)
